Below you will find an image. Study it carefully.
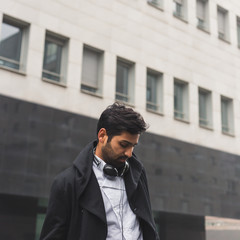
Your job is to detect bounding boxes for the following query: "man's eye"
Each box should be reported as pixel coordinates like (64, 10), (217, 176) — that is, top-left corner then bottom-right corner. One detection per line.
(120, 143), (128, 148)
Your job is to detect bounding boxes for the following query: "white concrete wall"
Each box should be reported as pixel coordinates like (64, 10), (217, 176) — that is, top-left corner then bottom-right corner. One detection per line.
(0, 0), (240, 155)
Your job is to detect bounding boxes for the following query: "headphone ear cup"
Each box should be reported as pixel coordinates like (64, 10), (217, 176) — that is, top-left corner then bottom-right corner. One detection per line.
(103, 164), (118, 177)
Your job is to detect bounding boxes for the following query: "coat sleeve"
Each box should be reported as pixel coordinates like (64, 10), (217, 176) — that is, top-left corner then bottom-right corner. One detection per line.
(39, 175), (70, 240)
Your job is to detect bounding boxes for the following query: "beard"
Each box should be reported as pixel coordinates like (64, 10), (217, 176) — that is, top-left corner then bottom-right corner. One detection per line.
(101, 142), (128, 168)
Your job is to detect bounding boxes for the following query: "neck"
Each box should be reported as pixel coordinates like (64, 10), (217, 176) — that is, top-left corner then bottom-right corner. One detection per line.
(95, 143), (105, 162)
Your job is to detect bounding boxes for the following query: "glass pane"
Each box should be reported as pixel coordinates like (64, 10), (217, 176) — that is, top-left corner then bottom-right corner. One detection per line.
(81, 48), (99, 88)
(218, 10), (225, 34)
(197, 0), (205, 20)
(116, 62), (129, 97)
(237, 21), (240, 46)
(147, 73), (157, 103)
(81, 84), (97, 93)
(0, 22), (22, 67)
(174, 83), (184, 118)
(0, 58), (19, 69)
(147, 73), (158, 111)
(42, 71), (60, 82)
(175, 3), (183, 17)
(221, 99), (229, 132)
(43, 40), (62, 74)
(199, 92), (207, 125)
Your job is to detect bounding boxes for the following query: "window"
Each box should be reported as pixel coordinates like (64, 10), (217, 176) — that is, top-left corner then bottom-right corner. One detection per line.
(221, 96), (234, 135)
(148, 0), (163, 9)
(0, 15), (29, 72)
(116, 58), (135, 104)
(199, 88), (212, 128)
(42, 31), (68, 84)
(81, 45), (103, 95)
(196, 0), (209, 31)
(173, 0), (187, 20)
(146, 69), (163, 113)
(237, 17), (240, 48)
(217, 6), (229, 41)
(174, 79), (189, 121)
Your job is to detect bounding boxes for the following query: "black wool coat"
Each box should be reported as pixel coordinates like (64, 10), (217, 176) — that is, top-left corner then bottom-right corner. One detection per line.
(40, 141), (160, 240)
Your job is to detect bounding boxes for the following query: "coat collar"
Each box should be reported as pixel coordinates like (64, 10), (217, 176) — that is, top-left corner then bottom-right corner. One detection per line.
(124, 152), (143, 200)
(72, 140), (144, 223)
(73, 141), (97, 198)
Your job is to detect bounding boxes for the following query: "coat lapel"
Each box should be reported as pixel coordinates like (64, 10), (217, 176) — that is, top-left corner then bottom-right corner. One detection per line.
(79, 171), (107, 224)
(73, 141), (106, 224)
(124, 153), (143, 200)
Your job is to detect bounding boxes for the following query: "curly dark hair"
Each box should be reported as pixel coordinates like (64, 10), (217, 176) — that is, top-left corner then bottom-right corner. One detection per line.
(97, 102), (148, 141)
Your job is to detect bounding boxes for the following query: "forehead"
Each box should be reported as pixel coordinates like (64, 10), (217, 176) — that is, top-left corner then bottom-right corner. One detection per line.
(112, 131), (140, 144)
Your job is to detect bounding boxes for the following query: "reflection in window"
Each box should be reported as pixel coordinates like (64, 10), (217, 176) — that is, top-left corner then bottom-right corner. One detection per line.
(42, 32), (68, 83)
(146, 69), (163, 113)
(81, 45), (103, 94)
(199, 88), (212, 128)
(217, 6), (229, 41)
(173, 0), (184, 19)
(221, 96), (234, 135)
(43, 40), (62, 81)
(0, 17), (27, 70)
(196, 0), (209, 30)
(174, 80), (188, 121)
(116, 59), (134, 104)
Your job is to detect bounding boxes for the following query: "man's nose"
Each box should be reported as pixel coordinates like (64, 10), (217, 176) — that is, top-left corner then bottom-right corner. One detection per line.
(125, 147), (133, 158)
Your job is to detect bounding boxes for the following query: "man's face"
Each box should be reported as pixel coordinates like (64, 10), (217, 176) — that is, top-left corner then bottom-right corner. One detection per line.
(100, 131), (139, 168)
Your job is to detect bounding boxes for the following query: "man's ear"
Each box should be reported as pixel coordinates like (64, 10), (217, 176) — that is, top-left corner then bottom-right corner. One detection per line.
(98, 128), (108, 143)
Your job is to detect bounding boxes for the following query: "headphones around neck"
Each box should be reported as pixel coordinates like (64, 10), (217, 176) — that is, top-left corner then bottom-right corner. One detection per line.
(93, 149), (129, 177)
(103, 161), (129, 177)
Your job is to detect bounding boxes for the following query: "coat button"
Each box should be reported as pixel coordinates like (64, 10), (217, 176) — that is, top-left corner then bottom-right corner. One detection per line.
(133, 208), (137, 212)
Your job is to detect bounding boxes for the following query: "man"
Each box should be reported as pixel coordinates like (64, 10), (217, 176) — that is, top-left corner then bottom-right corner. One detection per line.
(40, 103), (159, 240)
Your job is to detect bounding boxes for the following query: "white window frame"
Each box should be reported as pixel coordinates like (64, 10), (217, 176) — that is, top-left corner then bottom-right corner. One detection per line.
(42, 31), (69, 85)
(146, 68), (163, 114)
(0, 15), (29, 73)
(81, 45), (103, 96)
(196, 0), (209, 31)
(174, 79), (189, 122)
(217, 6), (229, 42)
(115, 57), (135, 105)
(221, 96), (234, 135)
(198, 88), (212, 129)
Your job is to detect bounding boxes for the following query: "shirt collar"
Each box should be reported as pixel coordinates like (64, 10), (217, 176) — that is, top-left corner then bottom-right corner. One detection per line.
(93, 154), (106, 170)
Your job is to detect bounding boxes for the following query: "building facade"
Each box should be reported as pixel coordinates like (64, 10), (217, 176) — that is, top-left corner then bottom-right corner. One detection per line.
(0, 0), (240, 239)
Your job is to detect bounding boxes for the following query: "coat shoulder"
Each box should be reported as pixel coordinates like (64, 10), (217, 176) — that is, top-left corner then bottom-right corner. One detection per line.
(54, 167), (75, 184)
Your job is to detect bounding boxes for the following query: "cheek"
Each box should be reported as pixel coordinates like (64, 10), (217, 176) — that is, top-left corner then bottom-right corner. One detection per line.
(115, 148), (125, 157)
(104, 143), (116, 156)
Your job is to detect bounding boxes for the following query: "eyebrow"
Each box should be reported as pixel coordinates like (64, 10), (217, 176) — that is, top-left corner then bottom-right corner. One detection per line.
(120, 140), (138, 147)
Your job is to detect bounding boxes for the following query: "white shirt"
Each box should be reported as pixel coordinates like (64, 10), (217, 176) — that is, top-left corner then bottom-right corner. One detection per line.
(93, 155), (143, 240)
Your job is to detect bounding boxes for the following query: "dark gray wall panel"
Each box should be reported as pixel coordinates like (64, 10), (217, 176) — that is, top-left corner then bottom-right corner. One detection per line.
(0, 94), (240, 220)
(137, 132), (240, 219)
(0, 94), (96, 198)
